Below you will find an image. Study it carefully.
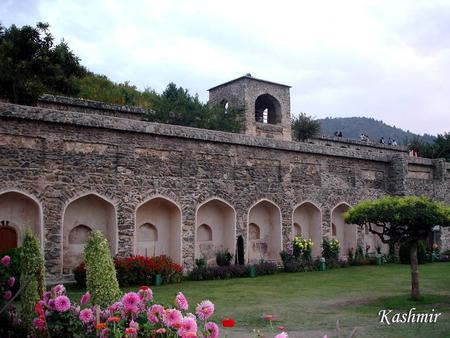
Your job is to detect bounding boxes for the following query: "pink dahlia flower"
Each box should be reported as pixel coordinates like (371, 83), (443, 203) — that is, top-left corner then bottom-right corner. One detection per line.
(54, 295), (71, 312)
(43, 291), (51, 304)
(79, 308), (94, 324)
(178, 315), (198, 337)
(163, 308), (183, 328)
(176, 292), (189, 310)
(54, 284), (65, 296)
(275, 332), (289, 338)
(80, 291), (90, 305)
(47, 299), (56, 310)
(122, 292), (140, 313)
(205, 321), (219, 338)
(138, 286), (153, 302)
(3, 291), (12, 301)
(195, 300), (214, 320)
(148, 304), (165, 323)
(33, 317), (46, 331)
(1, 255), (10, 266)
(7, 276), (15, 288)
(109, 301), (123, 313)
(155, 328), (166, 334)
(125, 327), (137, 337)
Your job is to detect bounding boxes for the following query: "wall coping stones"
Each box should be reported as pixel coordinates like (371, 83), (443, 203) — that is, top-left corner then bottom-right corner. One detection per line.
(0, 102), (419, 164)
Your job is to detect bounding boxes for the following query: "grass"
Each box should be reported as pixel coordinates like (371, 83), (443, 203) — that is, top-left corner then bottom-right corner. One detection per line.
(67, 263), (450, 337)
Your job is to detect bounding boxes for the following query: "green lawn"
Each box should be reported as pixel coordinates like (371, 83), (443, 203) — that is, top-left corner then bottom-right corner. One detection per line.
(68, 263), (450, 337)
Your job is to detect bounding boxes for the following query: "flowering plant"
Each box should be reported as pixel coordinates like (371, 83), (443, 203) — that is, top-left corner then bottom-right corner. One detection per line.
(293, 236), (313, 261)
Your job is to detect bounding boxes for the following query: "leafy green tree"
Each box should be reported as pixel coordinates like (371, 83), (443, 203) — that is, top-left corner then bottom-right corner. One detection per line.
(344, 196), (450, 300)
(85, 231), (121, 308)
(406, 132), (450, 161)
(291, 113), (321, 141)
(0, 22), (85, 105)
(20, 229), (45, 329)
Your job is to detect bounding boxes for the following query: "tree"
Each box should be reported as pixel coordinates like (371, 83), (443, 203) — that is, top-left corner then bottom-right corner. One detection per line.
(0, 22), (85, 105)
(344, 196), (450, 300)
(291, 113), (320, 141)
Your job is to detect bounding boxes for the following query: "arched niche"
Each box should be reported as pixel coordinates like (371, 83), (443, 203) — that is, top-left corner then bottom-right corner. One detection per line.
(331, 203), (357, 258)
(63, 194), (116, 273)
(0, 191), (42, 249)
(292, 202), (322, 257)
(255, 94), (281, 124)
(364, 224), (389, 254)
(195, 199), (236, 265)
(249, 223), (261, 240)
(248, 200), (282, 262)
(135, 197), (182, 264)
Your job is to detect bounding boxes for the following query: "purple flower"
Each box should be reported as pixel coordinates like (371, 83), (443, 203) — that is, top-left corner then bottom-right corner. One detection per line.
(138, 286), (153, 302)
(195, 300), (214, 320)
(3, 291), (12, 301)
(147, 304), (164, 323)
(80, 291), (90, 305)
(43, 291), (51, 304)
(54, 284), (65, 296)
(205, 321), (219, 338)
(175, 292), (189, 310)
(7, 277), (15, 288)
(33, 317), (46, 331)
(121, 292), (140, 313)
(1, 255), (11, 266)
(79, 308), (94, 324)
(54, 295), (71, 312)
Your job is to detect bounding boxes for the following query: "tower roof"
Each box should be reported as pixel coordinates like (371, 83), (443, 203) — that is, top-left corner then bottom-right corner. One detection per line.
(208, 75), (291, 91)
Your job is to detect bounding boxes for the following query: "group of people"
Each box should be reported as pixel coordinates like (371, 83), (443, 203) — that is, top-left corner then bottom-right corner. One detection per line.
(360, 133), (370, 142)
(333, 131), (343, 137)
(378, 137), (398, 146)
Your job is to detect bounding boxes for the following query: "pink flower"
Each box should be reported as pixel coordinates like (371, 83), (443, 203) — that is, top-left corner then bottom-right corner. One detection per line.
(3, 291), (12, 301)
(205, 321), (219, 338)
(125, 327), (137, 337)
(121, 292), (140, 313)
(148, 304), (165, 323)
(7, 277), (15, 288)
(100, 328), (110, 338)
(109, 301), (123, 313)
(33, 317), (46, 331)
(277, 325), (285, 331)
(275, 333), (289, 338)
(263, 314), (274, 321)
(129, 319), (139, 330)
(47, 299), (56, 310)
(195, 300), (214, 320)
(178, 315), (198, 337)
(80, 291), (90, 305)
(43, 291), (51, 304)
(163, 308), (183, 328)
(176, 292), (189, 310)
(155, 328), (166, 334)
(79, 308), (94, 324)
(1, 255), (10, 266)
(54, 295), (71, 312)
(54, 284), (65, 296)
(138, 286), (153, 302)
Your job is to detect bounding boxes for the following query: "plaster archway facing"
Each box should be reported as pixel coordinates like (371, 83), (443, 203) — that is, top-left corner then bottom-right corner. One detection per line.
(0, 189), (43, 248)
(134, 196), (182, 264)
(292, 201), (322, 257)
(195, 197), (236, 265)
(62, 193), (117, 274)
(331, 202), (357, 258)
(247, 199), (282, 262)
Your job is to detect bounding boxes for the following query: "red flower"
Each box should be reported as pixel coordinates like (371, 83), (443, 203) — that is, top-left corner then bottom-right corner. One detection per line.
(35, 303), (45, 321)
(222, 318), (235, 327)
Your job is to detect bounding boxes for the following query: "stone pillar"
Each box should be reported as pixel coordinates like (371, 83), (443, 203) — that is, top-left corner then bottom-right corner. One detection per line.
(388, 154), (408, 196)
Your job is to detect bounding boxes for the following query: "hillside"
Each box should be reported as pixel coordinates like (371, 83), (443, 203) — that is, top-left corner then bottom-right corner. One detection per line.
(319, 117), (435, 144)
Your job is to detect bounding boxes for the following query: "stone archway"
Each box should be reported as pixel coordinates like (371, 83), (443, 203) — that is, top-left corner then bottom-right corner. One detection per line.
(248, 199), (282, 262)
(63, 194), (116, 273)
(254, 94), (281, 124)
(292, 202), (322, 257)
(195, 199), (236, 265)
(331, 203), (357, 258)
(0, 191), (42, 249)
(135, 197), (182, 264)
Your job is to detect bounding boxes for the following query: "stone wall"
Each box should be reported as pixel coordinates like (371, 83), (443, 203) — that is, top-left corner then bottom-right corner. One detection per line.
(0, 102), (449, 281)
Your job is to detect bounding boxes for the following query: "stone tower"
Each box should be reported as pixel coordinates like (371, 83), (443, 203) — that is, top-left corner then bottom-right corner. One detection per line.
(208, 74), (292, 140)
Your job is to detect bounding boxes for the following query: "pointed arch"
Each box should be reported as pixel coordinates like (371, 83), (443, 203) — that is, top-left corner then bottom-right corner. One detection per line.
(292, 201), (322, 257)
(134, 196), (182, 264)
(331, 202), (357, 258)
(247, 199), (282, 262)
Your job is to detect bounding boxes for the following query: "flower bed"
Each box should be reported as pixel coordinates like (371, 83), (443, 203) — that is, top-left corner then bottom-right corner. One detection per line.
(188, 261), (278, 281)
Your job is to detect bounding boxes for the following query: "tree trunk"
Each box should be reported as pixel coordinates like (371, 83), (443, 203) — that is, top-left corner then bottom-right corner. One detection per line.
(410, 241), (420, 300)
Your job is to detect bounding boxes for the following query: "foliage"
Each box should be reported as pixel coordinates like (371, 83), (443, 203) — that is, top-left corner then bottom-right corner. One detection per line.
(236, 235), (245, 265)
(291, 113), (321, 141)
(215, 248), (233, 267)
(114, 255), (182, 286)
(73, 262), (86, 288)
(84, 231), (121, 308)
(188, 261), (278, 281)
(145, 82), (245, 133)
(195, 258), (207, 269)
(20, 229), (45, 328)
(322, 238), (340, 260)
(3, 247), (22, 294)
(0, 22), (86, 105)
(399, 241), (426, 265)
(33, 284), (222, 338)
(292, 236), (313, 261)
(406, 132), (450, 161)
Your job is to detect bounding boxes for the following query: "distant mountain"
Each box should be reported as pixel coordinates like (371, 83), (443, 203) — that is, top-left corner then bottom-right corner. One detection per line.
(319, 117), (435, 144)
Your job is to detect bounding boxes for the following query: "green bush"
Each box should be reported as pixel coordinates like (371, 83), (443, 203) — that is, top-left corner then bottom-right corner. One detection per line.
(85, 231), (121, 308)
(399, 241), (427, 264)
(322, 239), (340, 260)
(20, 229), (45, 329)
(216, 248), (233, 266)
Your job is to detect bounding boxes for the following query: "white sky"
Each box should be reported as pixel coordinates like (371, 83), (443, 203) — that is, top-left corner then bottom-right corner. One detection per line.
(2, 0), (450, 135)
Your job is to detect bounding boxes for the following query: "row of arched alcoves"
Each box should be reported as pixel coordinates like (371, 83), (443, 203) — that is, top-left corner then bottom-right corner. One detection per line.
(0, 190), (385, 274)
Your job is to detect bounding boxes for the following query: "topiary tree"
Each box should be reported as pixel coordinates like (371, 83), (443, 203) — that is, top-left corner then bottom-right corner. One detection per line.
(20, 229), (45, 328)
(85, 230), (121, 308)
(344, 196), (450, 300)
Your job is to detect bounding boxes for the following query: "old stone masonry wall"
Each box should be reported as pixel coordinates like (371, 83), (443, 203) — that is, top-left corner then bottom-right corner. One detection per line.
(0, 101), (449, 281)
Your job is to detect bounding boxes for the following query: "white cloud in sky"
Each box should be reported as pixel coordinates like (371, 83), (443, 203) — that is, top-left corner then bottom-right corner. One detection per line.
(2, 0), (450, 135)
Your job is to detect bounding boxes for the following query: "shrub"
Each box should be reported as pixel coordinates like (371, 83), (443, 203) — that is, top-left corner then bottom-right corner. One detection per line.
(84, 230), (121, 308)
(293, 236), (313, 261)
(195, 258), (207, 269)
(215, 248), (233, 266)
(73, 262), (86, 288)
(399, 240), (426, 264)
(188, 262), (278, 281)
(253, 261), (278, 275)
(322, 239), (340, 260)
(20, 229), (45, 329)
